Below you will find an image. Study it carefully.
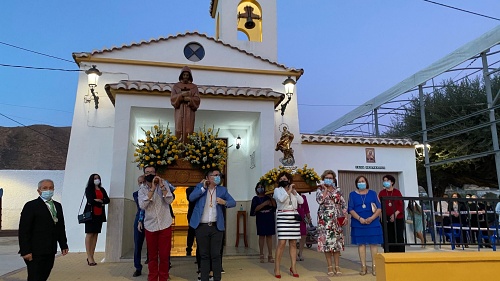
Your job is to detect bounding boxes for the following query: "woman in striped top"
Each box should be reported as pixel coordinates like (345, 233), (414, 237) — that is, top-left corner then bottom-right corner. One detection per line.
(273, 171), (303, 278)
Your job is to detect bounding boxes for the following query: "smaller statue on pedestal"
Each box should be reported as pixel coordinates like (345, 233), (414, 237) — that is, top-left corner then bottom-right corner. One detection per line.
(276, 125), (295, 166)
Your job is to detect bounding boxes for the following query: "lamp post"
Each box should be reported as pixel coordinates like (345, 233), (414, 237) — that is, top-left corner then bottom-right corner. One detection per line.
(85, 65), (102, 109)
(280, 76), (296, 116)
(415, 144), (431, 161)
(236, 135), (242, 149)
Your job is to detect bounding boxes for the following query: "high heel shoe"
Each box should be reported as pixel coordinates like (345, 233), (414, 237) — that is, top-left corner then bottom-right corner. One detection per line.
(268, 255), (275, 263)
(289, 268), (299, 278)
(274, 270), (281, 279)
(87, 258), (97, 266)
(359, 265), (367, 275)
(335, 266), (342, 275)
(372, 265), (376, 276)
(327, 266), (334, 277)
(259, 254), (265, 263)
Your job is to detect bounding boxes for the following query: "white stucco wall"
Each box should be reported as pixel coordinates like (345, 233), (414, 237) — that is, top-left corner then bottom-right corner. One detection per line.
(0, 170), (64, 229)
(299, 144), (418, 225)
(65, 37), (296, 253)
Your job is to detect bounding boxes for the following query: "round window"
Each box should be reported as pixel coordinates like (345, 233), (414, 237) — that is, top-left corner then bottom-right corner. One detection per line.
(184, 42), (205, 62)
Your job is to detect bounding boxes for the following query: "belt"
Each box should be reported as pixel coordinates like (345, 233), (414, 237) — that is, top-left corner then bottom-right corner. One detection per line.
(200, 222), (216, 226)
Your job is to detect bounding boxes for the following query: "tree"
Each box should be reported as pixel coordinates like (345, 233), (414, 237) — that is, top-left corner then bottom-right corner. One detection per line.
(385, 75), (500, 196)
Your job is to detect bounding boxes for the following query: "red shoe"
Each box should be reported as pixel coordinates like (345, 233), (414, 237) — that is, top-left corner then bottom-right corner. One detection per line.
(289, 268), (299, 278)
(274, 271), (281, 279)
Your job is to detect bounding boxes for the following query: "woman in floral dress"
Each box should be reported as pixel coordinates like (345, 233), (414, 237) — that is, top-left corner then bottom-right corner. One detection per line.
(316, 170), (347, 276)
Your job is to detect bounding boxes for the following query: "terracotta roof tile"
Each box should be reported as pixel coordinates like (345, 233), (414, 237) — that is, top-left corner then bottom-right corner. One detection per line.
(300, 134), (417, 147)
(73, 32), (303, 76)
(104, 80), (284, 106)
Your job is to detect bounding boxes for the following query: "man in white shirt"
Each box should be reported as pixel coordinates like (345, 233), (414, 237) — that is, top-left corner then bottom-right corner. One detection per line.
(189, 169), (236, 281)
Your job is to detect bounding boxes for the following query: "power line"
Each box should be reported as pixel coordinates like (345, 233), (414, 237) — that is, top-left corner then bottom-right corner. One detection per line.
(0, 102), (72, 113)
(0, 63), (80, 72)
(422, 0), (500, 21)
(0, 41), (75, 63)
(0, 112), (69, 147)
(298, 103), (360, 107)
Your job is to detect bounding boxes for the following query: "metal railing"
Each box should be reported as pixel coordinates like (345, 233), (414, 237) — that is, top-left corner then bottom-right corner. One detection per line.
(379, 196), (500, 252)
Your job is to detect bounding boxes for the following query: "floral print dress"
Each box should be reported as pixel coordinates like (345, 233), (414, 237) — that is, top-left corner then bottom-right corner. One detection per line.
(316, 186), (347, 252)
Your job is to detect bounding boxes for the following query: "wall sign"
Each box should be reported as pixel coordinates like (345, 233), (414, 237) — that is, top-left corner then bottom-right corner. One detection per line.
(355, 165), (386, 170)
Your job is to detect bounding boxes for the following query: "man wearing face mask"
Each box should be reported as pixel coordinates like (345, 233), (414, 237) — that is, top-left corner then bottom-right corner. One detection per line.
(138, 166), (175, 281)
(19, 179), (69, 281)
(189, 168), (236, 281)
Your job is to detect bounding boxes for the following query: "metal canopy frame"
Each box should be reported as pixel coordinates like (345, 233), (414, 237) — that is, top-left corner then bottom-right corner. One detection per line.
(315, 25), (500, 138)
(314, 25), (500, 199)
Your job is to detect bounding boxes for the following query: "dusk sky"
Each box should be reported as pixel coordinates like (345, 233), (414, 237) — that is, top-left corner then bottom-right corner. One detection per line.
(1, 1), (499, 133)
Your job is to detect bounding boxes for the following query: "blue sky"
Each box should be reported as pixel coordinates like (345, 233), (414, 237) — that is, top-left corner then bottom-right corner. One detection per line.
(1, 1), (499, 133)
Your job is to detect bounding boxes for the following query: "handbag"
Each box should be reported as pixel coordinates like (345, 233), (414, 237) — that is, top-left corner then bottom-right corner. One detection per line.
(78, 192), (92, 224)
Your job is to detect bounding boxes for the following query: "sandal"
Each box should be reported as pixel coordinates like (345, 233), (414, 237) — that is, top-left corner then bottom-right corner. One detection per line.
(335, 266), (342, 275)
(327, 266), (334, 277)
(360, 265), (367, 275)
(268, 255), (275, 263)
(259, 254), (265, 263)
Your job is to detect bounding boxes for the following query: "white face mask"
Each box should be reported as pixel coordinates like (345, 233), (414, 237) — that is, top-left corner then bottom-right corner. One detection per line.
(94, 179), (101, 185)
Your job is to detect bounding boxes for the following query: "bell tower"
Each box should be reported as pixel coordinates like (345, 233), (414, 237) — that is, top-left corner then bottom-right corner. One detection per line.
(211, 0), (278, 61)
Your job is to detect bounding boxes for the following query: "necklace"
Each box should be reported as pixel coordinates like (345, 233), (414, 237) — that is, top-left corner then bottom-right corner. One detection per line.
(209, 188), (216, 207)
(360, 192), (367, 209)
(387, 189), (394, 207)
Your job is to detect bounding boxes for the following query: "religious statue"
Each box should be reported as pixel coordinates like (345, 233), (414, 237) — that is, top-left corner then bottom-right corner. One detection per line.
(275, 126), (295, 166)
(171, 66), (201, 143)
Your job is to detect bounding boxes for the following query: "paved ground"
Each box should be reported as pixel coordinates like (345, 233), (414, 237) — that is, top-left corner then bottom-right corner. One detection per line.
(0, 236), (379, 281)
(0, 236), (493, 281)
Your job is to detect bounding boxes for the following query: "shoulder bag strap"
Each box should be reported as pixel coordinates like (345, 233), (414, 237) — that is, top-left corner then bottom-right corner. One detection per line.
(78, 192), (88, 213)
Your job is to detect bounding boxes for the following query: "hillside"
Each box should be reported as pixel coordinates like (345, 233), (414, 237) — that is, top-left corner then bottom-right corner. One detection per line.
(0, 125), (70, 170)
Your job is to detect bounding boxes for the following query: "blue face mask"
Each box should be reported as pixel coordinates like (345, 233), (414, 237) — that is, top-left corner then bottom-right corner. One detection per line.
(256, 187), (264, 194)
(383, 181), (391, 188)
(40, 190), (54, 201)
(357, 182), (367, 190)
(324, 179), (334, 186)
(213, 176), (221, 185)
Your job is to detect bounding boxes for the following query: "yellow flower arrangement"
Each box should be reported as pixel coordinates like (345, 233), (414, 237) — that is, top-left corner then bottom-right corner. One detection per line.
(133, 123), (182, 169)
(183, 126), (228, 171)
(259, 164), (321, 188)
(296, 164), (322, 186)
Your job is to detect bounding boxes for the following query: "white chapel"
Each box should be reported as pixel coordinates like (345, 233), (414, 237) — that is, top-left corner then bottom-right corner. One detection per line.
(61, 0), (418, 261)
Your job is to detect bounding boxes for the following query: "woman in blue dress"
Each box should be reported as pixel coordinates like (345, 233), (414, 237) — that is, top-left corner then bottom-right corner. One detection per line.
(250, 182), (276, 263)
(348, 176), (382, 276)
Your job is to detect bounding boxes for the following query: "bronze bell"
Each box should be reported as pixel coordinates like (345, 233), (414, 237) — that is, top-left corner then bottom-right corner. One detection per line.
(245, 17), (256, 29)
(238, 5), (260, 30)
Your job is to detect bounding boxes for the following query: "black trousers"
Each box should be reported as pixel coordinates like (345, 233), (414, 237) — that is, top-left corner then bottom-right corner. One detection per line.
(195, 224), (223, 281)
(24, 254), (55, 281)
(384, 218), (406, 252)
(187, 225), (196, 253)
